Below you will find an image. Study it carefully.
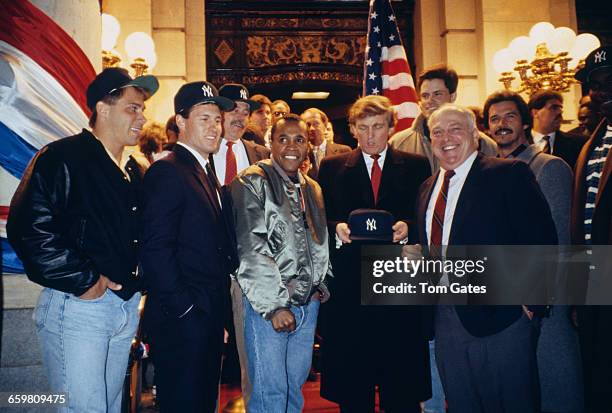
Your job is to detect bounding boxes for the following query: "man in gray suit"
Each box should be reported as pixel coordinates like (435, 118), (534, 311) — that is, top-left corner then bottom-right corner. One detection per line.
(484, 90), (583, 412)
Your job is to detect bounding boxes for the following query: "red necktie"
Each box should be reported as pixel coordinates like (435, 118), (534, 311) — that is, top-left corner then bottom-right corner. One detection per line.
(370, 154), (382, 204)
(430, 170), (455, 247)
(225, 141), (237, 185)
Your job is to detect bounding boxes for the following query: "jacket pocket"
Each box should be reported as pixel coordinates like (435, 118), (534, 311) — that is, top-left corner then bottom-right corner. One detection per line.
(268, 220), (287, 254)
(33, 288), (53, 331)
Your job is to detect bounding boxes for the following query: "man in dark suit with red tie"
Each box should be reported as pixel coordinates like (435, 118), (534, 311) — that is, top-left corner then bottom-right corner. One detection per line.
(417, 103), (557, 412)
(140, 81), (239, 412)
(318, 95), (431, 413)
(210, 83), (270, 186)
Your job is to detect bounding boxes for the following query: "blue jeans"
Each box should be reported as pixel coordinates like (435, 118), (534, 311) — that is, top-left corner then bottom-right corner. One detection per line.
(243, 296), (320, 413)
(34, 287), (141, 413)
(423, 340), (446, 412)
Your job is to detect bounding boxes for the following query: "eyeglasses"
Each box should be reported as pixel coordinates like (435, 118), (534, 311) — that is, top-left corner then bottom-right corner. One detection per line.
(274, 111), (287, 117)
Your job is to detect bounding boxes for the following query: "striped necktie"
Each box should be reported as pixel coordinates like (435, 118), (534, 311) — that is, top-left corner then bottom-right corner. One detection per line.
(430, 170), (455, 247)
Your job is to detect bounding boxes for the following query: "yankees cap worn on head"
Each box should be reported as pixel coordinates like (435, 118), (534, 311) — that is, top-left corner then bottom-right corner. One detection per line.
(575, 45), (612, 83)
(348, 208), (395, 243)
(219, 83), (261, 111)
(174, 81), (235, 114)
(86, 67), (159, 111)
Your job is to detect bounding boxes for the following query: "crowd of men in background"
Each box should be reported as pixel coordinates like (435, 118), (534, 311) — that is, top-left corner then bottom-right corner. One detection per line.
(6, 43), (612, 413)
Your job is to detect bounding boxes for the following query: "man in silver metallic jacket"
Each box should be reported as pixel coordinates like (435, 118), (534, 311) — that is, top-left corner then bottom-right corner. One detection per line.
(230, 114), (331, 413)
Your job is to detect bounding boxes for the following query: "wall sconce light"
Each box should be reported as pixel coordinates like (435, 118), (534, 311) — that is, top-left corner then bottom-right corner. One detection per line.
(492, 22), (601, 96)
(100, 14), (157, 76)
(124, 32), (157, 76)
(101, 13), (122, 68)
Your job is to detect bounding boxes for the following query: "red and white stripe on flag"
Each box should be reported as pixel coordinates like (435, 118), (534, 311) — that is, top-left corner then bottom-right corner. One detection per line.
(363, 0), (419, 133)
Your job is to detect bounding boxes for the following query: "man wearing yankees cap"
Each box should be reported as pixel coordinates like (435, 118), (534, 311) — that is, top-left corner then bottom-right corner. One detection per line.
(571, 44), (612, 412)
(140, 81), (239, 412)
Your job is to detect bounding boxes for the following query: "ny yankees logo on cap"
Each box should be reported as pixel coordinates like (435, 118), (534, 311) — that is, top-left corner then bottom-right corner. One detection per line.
(240, 88), (248, 100)
(594, 50), (607, 64)
(366, 218), (377, 231)
(201, 84), (214, 98)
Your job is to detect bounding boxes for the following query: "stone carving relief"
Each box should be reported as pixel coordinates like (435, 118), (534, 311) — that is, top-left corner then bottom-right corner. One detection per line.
(246, 35), (366, 67)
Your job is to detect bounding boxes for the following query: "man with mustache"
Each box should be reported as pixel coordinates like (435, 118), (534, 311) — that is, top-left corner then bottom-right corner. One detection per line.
(389, 64), (497, 174)
(571, 45), (612, 412)
(484, 90), (582, 413)
(528, 90), (587, 170)
(301, 107), (350, 180)
(140, 81), (238, 412)
(210, 83), (270, 186)
(485, 91), (573, 243)
(7, 67), (159, 412)
(230, 114), (331, 413)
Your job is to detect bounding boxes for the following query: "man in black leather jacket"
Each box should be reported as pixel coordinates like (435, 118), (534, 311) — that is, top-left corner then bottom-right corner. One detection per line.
(7, 67), (158, 413)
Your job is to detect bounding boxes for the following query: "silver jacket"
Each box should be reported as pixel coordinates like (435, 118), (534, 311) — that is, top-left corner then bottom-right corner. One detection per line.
(230, 158), (332, 319)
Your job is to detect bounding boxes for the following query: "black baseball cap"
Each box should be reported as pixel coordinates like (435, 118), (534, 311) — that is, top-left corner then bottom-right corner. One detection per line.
(219, 83), (261, 111)
(174, 81), (235, 114)
(86, 67), (159, 111)
(348, 209), (395, 243)
(575, 45), (612, 83)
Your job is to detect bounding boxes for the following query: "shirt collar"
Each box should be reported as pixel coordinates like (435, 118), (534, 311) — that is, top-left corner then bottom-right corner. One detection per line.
(314, 138), (328, 153)
(271, 155), (305, 186)
(532, 130), (556, 145)
(177, 141), (210, 172)
(441, 150), (477, 180)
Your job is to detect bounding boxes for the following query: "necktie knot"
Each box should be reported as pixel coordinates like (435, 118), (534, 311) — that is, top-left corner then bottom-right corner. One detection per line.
(227, 141), (234, 149)
(541, 135), (551, 154)
(370, 154), (381, 160)
(444, 170), (455, 181)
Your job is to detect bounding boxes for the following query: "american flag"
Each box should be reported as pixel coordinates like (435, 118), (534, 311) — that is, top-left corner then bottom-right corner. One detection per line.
(363, 0), (419, 132)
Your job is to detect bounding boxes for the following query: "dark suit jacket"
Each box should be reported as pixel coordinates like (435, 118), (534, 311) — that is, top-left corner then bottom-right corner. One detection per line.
(307, 140), (351, 180)
(140, 144), (238, 327)
(553, 129), (588, 171)
(317, 147), (432, 404)
(417, 154), (557, 337)
(208, 138), (270, 180)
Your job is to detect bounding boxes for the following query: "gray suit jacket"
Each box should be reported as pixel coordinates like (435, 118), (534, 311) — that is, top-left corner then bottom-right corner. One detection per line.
(511, 144), (573, 244)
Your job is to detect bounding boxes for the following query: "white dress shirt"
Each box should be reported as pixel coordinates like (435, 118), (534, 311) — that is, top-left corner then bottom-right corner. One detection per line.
(532, 130), (556, 153)
(362, 146), (388, 178)
(212, 138), (250, 184)
(425, 151), (477, 246)
(313, 139), (328, 167)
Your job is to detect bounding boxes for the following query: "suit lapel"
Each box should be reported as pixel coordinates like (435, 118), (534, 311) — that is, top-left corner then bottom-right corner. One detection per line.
(377, 147), (397, 207)
(418, 172), (438, 245)
(345, 148), (375, 207)
(175, 145), (221, 216)
(448, 155), (481, 244)
(243, 139), (255, 164)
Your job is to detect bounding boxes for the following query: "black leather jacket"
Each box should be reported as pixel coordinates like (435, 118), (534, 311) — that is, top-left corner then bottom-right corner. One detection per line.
(7, 130), (143, 300)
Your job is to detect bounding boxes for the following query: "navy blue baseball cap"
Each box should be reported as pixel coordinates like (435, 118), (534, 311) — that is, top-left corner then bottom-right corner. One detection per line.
(174, 81), (235, 114)
(219, 83), (261, 111)
(575, 45), (612, 83)
(348, 209), (395, 242)
(86, 67), (159, 111)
